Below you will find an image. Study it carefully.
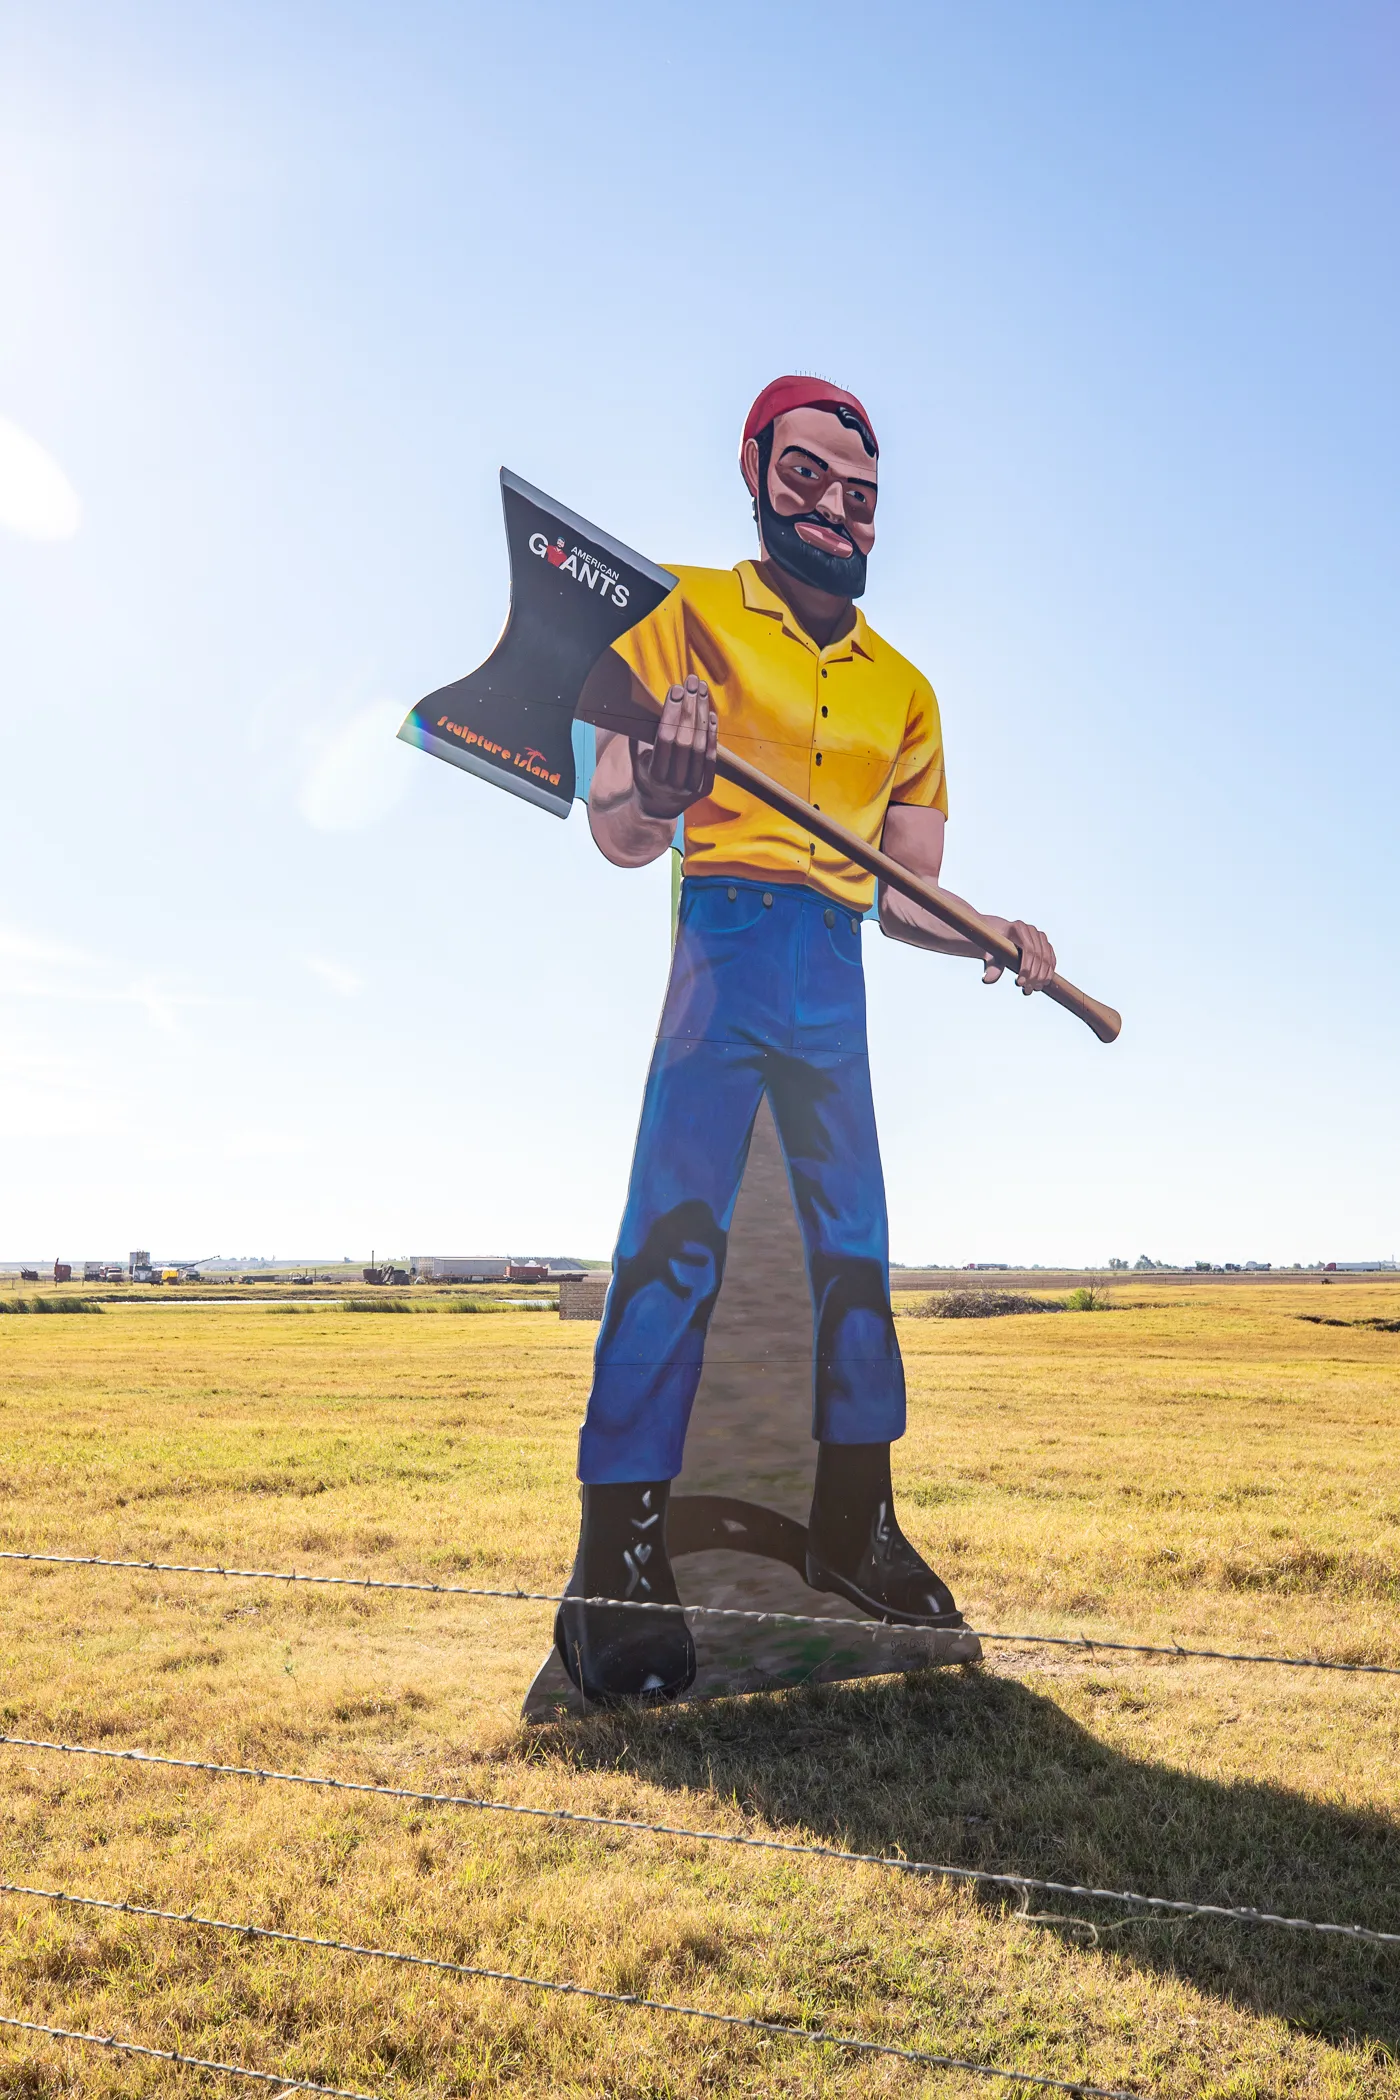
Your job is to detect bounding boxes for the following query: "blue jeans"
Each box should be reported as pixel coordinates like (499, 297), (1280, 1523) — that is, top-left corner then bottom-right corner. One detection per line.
(577, 877), (906, 1484)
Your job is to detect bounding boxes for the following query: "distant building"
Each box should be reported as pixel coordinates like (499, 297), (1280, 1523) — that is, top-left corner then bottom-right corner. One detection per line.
(1328, 1261), (1398, 1273)
(411, 1254), (585, 1283)
(129, 1250), (150, 1271)
(412, 1256), (511, 1282)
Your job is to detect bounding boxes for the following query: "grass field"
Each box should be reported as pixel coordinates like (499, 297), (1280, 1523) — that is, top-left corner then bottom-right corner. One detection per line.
(1, 1282), (1398, 2096)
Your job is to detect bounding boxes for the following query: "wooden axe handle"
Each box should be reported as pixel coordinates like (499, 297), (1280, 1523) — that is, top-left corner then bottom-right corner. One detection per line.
(713, 746), (1120, 1044)
(577, 657), (1121, 1044)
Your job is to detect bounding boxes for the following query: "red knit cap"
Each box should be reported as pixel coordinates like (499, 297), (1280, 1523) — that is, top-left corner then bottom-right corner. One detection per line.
(741, 375), (878, 457)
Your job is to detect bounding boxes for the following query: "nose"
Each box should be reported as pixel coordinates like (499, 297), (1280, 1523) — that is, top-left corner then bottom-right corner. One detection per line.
(816, 479), (847, 524)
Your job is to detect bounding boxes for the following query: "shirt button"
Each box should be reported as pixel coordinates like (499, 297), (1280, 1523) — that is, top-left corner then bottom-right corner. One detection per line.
(762, 892), (773, 908)
(727, 886), (737, 901)
(815, 752), (823, 766)
(820, 667), (828, 678)
(850, 918), (859, 934)
(823, 908), (835, 928)
(821, 705), (828, 717)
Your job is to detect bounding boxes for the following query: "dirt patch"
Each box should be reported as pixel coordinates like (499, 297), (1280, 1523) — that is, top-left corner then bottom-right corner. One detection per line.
(1298, 1314), (1400, 1333)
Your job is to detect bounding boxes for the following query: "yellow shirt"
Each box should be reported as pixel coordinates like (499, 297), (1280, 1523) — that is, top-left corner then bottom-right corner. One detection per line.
(611, 561), (948, 911)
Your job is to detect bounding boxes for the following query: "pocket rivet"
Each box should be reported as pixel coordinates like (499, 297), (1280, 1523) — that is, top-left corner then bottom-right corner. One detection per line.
(823, 908), (835, 928)
(762, 892), (773, 908)
(727, 886), (737, 901)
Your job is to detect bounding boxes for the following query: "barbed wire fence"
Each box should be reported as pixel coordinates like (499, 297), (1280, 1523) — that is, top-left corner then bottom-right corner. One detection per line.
(3, 1548), (1395, 1677)
(3, 1733), (1396, 1947)
(0, 2011), (378, 2096)
(3, 1544), (1397, 2096)
(0, 1882), (1139, 2099)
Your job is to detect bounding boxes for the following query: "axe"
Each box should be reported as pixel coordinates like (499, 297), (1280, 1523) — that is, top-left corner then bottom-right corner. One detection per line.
(399, 469), (1121, 1045)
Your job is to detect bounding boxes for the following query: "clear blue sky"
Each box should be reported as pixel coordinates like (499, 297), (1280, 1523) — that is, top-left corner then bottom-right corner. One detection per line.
(2, 1), (1396, 1266)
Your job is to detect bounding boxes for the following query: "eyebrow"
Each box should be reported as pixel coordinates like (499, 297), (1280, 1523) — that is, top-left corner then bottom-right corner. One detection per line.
(778, 444), (877, 489)
(776, 445), (877, 489)
(780, 444), (829, 472)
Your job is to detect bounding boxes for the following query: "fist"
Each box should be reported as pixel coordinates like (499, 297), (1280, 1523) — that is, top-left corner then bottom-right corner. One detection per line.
(983, 920), (1056, 994)
(632, 676), (719, 822)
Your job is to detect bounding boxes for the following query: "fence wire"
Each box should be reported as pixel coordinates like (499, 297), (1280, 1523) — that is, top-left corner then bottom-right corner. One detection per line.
(4, 1733), (1396, 1947)
(3, 1549), (1394, 1678)
(0, 1881), (1136, 2098)
(0, 2010), (376, 2095)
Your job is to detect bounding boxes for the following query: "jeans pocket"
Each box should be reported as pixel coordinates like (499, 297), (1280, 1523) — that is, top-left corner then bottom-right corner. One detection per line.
(686, 884), (773, 937)
(822, 913), (863, 965)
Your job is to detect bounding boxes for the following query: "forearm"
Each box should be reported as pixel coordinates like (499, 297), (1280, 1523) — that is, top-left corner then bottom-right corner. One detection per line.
(877, 802), (980, 955)
(588, 729), (676, 868)
(875, 802), (1055, 989)
(876, 800), (1018, 962)
(877, 881), (993, 958)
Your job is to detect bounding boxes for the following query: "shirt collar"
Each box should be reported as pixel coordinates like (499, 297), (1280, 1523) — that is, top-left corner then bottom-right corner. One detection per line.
(735, 560), (874, 661)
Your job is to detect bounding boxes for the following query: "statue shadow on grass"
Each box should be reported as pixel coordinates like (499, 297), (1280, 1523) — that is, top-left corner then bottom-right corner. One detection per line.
(526, 1666), (1400, 2051)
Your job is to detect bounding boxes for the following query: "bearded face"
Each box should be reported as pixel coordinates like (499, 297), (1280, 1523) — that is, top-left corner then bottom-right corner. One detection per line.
(751, 404), (878, 599)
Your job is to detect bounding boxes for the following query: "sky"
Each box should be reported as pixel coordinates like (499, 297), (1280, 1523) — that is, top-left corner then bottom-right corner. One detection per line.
(1, 0), (1396, 1267)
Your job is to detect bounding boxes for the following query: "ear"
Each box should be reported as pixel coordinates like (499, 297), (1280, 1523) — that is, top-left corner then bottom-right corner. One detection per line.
(740, 435), (762, 500)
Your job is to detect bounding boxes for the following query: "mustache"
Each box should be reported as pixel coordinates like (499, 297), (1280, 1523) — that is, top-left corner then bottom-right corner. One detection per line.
(791, 510), (855, 548)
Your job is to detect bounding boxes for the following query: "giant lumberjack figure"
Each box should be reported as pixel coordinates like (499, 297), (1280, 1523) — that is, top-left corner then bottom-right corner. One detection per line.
(555, 376), (1057, 1703)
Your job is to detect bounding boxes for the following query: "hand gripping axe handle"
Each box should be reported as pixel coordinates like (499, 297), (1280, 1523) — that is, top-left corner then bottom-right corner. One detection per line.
(400, 468), (1121, 1045)
(579, 657), (1121, 1043)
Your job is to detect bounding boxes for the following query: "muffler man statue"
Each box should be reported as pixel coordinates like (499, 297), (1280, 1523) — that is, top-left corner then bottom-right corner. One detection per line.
(557, 376), (1056, 1702)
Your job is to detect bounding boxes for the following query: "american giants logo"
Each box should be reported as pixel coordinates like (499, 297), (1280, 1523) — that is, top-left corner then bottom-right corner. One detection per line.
(529, 531), (631, 609)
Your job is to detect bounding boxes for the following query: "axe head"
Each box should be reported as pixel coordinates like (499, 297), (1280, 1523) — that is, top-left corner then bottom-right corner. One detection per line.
(398, 468), (677, 817)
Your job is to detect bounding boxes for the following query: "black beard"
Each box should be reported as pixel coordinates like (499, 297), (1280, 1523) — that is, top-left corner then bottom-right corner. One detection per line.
(758, 480), (868, 599)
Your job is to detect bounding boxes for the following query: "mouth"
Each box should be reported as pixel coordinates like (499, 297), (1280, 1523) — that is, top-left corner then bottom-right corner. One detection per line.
(792, 517), (855, 557)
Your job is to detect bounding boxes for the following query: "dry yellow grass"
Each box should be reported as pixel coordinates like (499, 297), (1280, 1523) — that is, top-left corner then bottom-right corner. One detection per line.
(1, 1283), (1398, 2095)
